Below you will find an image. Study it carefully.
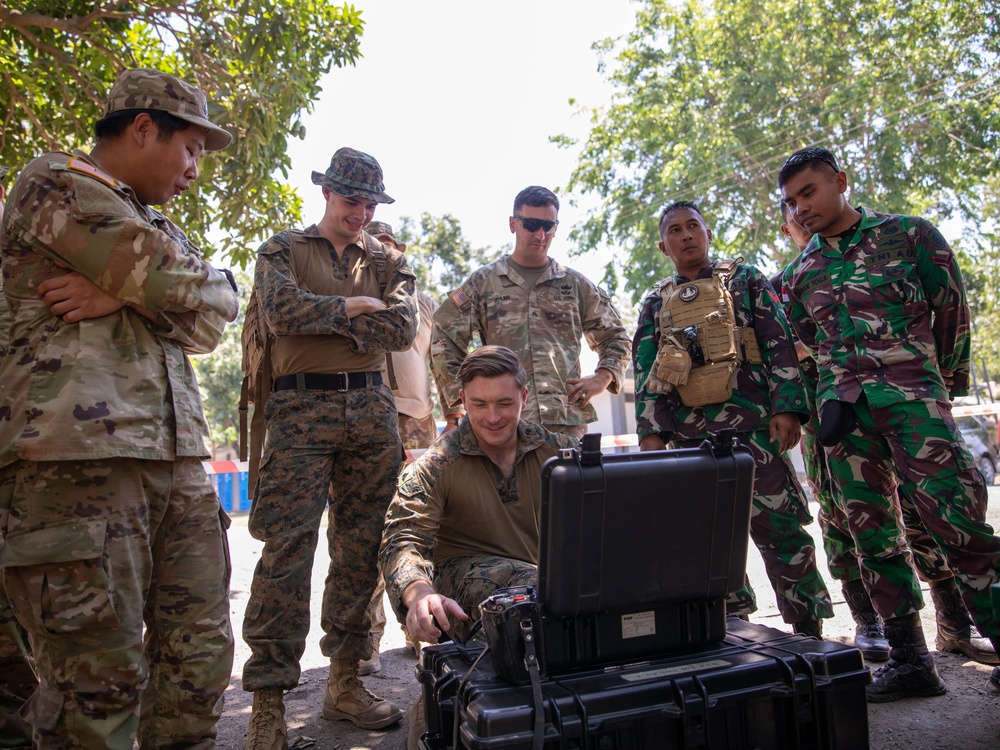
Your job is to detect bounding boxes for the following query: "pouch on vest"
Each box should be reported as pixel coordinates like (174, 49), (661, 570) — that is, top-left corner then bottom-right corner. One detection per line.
(656, 258), (744, 407)
(645, 335), (692, 395)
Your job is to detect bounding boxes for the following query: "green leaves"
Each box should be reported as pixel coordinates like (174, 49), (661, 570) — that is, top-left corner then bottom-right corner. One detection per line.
(1, 0), (364, 265)
(564, 0), (1000, 306)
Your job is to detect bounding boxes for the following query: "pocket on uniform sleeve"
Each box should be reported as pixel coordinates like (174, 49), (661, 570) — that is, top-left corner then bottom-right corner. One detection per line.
(0, 518), (121, 637)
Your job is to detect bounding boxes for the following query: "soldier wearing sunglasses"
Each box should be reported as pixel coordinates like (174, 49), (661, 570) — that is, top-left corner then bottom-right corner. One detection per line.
(432, 185), (630, 439)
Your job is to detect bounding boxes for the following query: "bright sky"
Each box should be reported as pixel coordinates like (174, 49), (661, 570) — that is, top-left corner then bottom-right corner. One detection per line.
(283, 0), (639, 281)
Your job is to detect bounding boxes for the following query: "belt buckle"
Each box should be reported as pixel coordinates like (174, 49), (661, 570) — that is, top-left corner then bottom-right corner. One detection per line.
(335, 372), (350, 392)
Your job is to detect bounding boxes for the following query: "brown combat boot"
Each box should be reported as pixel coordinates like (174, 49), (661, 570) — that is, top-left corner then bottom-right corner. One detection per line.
(843, 579), (890, 662)
(929, 577), (999, 664)
(244, 688), (288, 750)
(323, 658), (402, 729)
(359, 630), (383, 676)
(867, 613), (947, 703)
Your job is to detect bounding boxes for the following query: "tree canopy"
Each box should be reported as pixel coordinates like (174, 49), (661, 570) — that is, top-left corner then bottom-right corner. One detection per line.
(395, 213), (500, 299)
(561, 0), (1000, 304)
(1, 0), (364, 266)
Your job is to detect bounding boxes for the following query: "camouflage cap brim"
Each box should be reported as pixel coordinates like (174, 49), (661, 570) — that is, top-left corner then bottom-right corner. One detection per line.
(311, 172), (394, 204)
(0, 165), (9, 183)
(105, 68), (233, 152)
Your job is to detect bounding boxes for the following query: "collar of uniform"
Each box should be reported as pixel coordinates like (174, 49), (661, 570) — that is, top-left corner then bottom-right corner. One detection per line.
(856, 205), (890, 231)
(673, 261), (715, 284)
(456, 418), (549, 462)
(813, 205), (888, 253)
(68, 148), (150, 211)
(300, 223), (365, 254)
(498, 254), (566, 282)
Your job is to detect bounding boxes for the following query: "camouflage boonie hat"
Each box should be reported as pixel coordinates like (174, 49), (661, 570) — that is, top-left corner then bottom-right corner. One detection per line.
(104, 68), (232, 151)
(366, 220), (406, 251)
(312, 147), (394, 204)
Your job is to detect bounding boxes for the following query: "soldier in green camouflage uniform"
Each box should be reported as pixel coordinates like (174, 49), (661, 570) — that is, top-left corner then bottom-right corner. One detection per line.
(0, 70), (238, 748)
(776, 208), (995, 666)
(778, 146), (1000, 702)
(241, 148), (416, 746)
(432, 186), (630, 439)
(0, 164), (37, 750)
(634, 202), (833, 634)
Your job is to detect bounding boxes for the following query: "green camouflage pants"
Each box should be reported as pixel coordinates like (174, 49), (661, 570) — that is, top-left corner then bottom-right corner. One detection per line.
(676, 431), (834, 623)
(828, 396), (1000, 634)
(242, 386), (401, 691)
(805, 413), (953, 585)
(0, 458), (233, 750)
(434, 556), (537, 641)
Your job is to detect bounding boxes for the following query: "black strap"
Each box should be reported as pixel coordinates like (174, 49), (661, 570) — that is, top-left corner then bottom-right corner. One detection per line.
(520, 618), (545, 750)
(273, 372), (382, 391)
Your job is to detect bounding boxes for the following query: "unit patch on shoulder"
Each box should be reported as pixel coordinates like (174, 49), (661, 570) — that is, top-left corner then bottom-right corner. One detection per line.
(679, 284), (700, 302)
(448, 287), (470, 309)
(67, 157), (117, 188)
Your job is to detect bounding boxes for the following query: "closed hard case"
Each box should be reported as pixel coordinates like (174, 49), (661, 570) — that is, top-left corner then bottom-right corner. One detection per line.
(534, 432), (755, 674)
(417, 619), (871, 750)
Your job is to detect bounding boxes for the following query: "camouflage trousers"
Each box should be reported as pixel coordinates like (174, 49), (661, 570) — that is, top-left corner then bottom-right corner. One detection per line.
(675, 431), (834, 623)
(0, 457), (234, 750)
(434, 556), (537, 641)
(827, 396), (1000, 635)
(0, 468), (35, 750)
(804, 415), (953, 585)
(242, 386), (402, 691)
(398, 412), (439, 451)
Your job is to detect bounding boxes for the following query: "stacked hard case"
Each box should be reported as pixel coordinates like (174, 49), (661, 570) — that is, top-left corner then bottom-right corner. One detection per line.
(416, 432), (871, 749)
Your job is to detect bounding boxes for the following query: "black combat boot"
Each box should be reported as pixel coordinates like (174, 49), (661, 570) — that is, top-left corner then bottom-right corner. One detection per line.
(792, 619), (823, 639)
(843, 579), (890, 662)
(867, 613), (947, 703)
(929, 577), (999, 664)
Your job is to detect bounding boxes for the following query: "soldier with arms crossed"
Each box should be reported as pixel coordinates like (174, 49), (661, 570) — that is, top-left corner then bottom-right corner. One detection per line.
(0, 70), (238, 748)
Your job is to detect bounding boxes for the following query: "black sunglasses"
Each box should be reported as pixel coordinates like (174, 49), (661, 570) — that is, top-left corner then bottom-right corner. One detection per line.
(514, 215), (559, 235)
(782, 148), (840, 173)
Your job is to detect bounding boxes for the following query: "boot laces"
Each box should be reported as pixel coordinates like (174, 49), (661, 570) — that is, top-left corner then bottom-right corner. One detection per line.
(342, 674), (382, 707)
(246, 693), (282, 750)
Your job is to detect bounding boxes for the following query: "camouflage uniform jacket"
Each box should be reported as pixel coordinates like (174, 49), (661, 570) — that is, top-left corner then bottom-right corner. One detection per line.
(780, 207), (970, 410)
(634, 261), (808, 442)
(380, 419), (575, 621)
(432, 256), (630, 427)
(255, 226), (417, 375)
(0, 151), (238, 468)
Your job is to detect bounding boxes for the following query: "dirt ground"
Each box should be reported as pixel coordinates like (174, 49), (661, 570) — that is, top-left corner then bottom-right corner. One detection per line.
(215, 485), (1000, 750)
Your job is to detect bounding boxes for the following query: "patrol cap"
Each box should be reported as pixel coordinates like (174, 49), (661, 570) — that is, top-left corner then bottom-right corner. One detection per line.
(312, 147), (394, 204)
(104, 68), (233, 151)
(0, 165), (9, 183)
(366, 220), (406, 251)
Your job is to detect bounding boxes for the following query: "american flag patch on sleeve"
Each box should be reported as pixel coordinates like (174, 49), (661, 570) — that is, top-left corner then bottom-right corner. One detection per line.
(449, 287), (470, 308)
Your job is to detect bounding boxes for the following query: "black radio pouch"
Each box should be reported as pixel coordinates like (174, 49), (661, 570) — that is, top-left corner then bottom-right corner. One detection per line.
(479, 585), (541, 685)
(818, 400), (857, 447)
